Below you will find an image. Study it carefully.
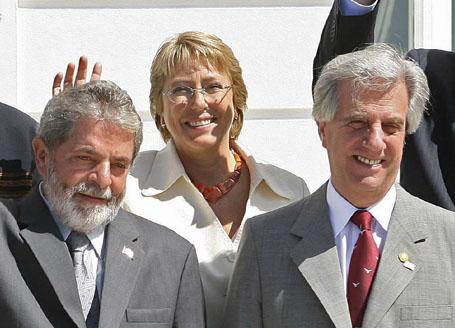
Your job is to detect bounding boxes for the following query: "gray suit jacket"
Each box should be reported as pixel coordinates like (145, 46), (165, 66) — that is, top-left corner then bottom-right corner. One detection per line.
(224, 183), (455, 327)
(0, 188), (205, 328)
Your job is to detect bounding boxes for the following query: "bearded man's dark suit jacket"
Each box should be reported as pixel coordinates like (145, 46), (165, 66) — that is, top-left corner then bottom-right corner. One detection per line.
(313, 0), (455, 211)
(0, 102), (38, 198)
(0, 188), (205, 328)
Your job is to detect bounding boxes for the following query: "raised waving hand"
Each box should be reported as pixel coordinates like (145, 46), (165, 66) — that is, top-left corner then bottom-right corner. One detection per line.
(52, 56), (102, 96)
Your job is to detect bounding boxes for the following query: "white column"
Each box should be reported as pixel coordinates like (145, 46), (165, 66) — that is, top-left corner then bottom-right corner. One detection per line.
(414, 0), (452, 50)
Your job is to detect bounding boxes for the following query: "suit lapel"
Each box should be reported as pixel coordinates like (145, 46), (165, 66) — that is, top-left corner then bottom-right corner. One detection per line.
(290, 184), (352, 328)
(98, 209), (144, 328)
(18, 189), (86, 328)
(362, 187), (429, 328)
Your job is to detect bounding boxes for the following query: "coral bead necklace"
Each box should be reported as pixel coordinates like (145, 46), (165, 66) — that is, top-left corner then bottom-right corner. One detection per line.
(191, 151), (243, 203)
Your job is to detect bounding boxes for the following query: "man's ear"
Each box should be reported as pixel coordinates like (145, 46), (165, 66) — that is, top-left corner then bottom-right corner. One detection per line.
(316, 120), (328, 149)
(32, 138), (49, 178)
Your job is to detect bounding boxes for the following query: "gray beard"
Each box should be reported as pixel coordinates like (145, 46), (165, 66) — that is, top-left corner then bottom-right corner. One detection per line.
(43, 165), (123, 234)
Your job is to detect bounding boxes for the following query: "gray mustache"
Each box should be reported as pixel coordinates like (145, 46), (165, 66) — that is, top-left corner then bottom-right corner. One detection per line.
(73, 183), (113, 200)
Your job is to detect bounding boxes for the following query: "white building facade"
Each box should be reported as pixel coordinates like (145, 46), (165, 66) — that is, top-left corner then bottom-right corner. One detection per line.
(0, 0), (452, 191)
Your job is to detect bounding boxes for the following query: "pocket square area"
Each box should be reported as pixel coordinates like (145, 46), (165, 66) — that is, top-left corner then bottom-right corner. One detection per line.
(126, 308), (171, 323)
(400, 305), (453, 321)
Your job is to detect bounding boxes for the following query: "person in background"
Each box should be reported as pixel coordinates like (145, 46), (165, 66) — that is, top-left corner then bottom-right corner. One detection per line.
(314, 0), (455, 211)
(0, 102), (38, 198)
(224, 43), (455, 328)
(0, 80), (205, 328)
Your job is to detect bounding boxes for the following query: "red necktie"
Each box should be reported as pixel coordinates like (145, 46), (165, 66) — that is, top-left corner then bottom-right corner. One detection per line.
(347, 210), (380, 327)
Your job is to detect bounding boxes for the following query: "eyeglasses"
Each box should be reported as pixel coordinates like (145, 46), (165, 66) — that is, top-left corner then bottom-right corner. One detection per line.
(163, 85), (232, 105)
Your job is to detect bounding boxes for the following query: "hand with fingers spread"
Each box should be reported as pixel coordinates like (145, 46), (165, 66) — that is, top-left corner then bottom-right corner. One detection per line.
(52, 56), (102, 96)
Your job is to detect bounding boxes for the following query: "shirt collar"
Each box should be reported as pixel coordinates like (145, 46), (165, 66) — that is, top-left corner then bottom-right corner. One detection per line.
(140, 140), (189, 196)
(140, 140), (298, 200)
(38, 182), (105, 258)
(234, 143), (297, 200)
(339, 0), (378, 16)
(327, 179), (395, 237)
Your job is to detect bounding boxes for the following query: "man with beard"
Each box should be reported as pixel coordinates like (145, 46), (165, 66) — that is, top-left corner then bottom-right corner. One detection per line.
(0, 80), (205, 328)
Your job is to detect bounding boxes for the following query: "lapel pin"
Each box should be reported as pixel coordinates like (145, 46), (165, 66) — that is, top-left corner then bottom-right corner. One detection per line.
(398, 252), (409, 262)
(122, 246), (134, 260)
(398, 252), (415, 271)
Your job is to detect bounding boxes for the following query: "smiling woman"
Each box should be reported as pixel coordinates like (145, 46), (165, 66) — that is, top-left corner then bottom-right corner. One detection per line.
(53, 31), (310, 328)
(123, 31), (310, 327)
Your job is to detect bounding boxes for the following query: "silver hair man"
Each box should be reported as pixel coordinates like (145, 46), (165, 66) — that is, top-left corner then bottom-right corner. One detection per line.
(35, 80), (143, 233)
(313, 43), (429, 133)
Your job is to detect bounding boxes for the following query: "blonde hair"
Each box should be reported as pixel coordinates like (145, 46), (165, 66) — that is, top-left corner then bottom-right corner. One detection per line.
(150, 31), (248, 142)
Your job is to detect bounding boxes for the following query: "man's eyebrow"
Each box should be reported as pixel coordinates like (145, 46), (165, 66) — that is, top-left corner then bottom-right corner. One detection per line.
(112, 155), (132, 163)
(74, 146), (97, 154)
(386, 116), (406, 124)
(343, 112), (368, 122)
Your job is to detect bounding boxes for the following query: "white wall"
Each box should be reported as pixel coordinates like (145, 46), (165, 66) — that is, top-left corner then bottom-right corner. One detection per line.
(414, 0), (452, 50)
(10, 0), (333, 191)
(1, 0), (453, 192)
(16, 2), (331, 115)
(0, 0), (18, 105)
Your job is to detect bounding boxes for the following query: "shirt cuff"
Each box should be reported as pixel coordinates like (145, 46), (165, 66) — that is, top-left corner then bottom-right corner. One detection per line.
(339, 0), (378, 16)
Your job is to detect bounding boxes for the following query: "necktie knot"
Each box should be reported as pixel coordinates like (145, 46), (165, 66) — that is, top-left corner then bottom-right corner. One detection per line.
(351, 210), (373, 231)
(67, 231), (90, 252)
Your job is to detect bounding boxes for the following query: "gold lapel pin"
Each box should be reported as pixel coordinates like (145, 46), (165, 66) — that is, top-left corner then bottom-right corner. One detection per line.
(398, 252), (415, 271)
(398, 252), (409, 263)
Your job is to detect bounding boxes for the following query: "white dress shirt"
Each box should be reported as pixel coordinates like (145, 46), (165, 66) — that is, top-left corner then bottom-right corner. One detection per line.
(340, 0), (378, 16)
(124, 141), (308, 328)
(38, 182), (105, 297)
(326, 180), (395, 291)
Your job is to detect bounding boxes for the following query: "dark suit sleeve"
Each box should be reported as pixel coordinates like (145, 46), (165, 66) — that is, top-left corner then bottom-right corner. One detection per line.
(223, 222), (262, 328)
(174, 245), (206, 328)
(400, 49), (455, 211)
(312, 0), (381, 93)
(0, 103), (39, 198)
